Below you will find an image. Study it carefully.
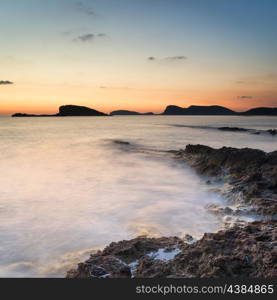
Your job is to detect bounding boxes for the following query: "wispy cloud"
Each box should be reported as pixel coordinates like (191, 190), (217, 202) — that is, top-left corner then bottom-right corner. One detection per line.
(75, 1), (96, 16)
(165, 56), (187, 61)
(147, 56), (187, 62)
(97, 33), (107, 38)
(74, 33), (95, 42)
(73, 33), (106, 42)
(0, 80), (13, 85)
(237, 95), (253, 99)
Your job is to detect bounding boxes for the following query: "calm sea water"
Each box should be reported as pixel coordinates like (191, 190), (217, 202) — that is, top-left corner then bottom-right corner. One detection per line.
(0, 115), (276, 277)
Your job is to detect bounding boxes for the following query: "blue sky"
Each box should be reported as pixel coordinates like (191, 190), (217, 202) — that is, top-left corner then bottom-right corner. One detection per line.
(0, 0), (276, 113)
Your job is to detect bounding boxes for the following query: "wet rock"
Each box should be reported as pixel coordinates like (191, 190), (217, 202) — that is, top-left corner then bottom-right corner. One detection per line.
(113, 140), (130, 145)
(268, 129), (277, 136)
(218, 127), (248, 132)
(67, 220), (277, 278)
(66, 236), (183, 278)
(183, 234), (195, 243)
(206, 204), (234, 216)
(67, 255), (131, 278)
(102, 236), (183, 262)
(179, 144), (277, 215)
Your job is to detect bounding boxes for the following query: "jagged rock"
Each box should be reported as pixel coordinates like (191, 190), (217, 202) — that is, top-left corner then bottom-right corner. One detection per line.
(178, 145), (277, 215)
(66, 220), (277, 278)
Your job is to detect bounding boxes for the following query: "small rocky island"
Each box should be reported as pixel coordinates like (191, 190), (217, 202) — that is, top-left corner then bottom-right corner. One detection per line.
(110, 110), (154, 116)
(12, 105), (107, 117)
(162, 105), (277, 115)
(67, 144), (277, 278)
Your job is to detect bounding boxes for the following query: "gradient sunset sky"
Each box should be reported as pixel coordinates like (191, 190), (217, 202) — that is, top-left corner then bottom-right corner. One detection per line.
(0, 0), (277, 115)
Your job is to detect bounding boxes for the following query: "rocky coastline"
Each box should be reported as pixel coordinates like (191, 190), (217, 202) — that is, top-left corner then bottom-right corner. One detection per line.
(66, 144), (277, 278)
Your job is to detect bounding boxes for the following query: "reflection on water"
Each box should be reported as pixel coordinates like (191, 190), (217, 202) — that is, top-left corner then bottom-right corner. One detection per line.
(0, 115), (276, 277)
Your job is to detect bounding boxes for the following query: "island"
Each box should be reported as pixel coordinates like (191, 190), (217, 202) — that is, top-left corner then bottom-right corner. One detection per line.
(11, 104), (277, 117)
(110, 110), (154, 116)
(12, 105), (108, 117)
(242, 107), (277, 116)
(163, 105), (237, 115)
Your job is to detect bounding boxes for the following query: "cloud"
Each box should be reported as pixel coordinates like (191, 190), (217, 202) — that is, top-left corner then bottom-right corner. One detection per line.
(73, 33), (107, 42)
(75, 2), (96, 16)
(165, 56), (187, 60)
(237, 95), (253, 99)
(74, 33), (95, 42)
(147, 55), (187, 62)
(0, 80), (13, 85)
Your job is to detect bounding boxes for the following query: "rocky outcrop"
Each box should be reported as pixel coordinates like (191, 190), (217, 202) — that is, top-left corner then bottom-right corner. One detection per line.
(174, 144), (277, 215)
(67, 236), (183, 278)
(218, 127), (249, 132)
(67, 220), (277, 278)
(218, 127), (277, 136)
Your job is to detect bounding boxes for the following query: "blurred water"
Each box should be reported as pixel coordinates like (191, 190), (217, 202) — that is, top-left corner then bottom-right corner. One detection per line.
(0, 115), (276, 277)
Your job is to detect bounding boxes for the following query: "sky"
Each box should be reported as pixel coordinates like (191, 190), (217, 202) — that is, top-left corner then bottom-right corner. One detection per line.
(0, 0), (277, 114)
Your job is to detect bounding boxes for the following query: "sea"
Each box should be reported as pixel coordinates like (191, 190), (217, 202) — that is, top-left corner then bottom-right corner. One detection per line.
(0, 115), (276, 277)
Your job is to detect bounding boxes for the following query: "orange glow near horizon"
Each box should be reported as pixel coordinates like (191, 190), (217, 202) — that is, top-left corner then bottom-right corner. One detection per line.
(1, 81), (276, 115)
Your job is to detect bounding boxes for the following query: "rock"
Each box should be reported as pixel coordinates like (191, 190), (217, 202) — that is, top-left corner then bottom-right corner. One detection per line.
(268, 129), (277, 136)
(206, 204), (234, 216)
(66, 236), (183, 278)
(67, 255), (131, 278)
(179, 144), (277, 215)
(101, 236), (183, 263)
(218, 127), (248, 132)
(67, 220), (277, 278)
(113, 140), (130, 145)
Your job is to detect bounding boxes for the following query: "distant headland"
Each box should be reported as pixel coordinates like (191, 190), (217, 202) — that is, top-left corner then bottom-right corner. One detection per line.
(12, 105), (107, 117)
(110, 110), (154, 116)
(11, 104), (277, 117)
(162, 105), (277, 116)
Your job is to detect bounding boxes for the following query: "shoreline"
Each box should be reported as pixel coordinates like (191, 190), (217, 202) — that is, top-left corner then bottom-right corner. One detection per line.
(66, 144), (277, 278)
